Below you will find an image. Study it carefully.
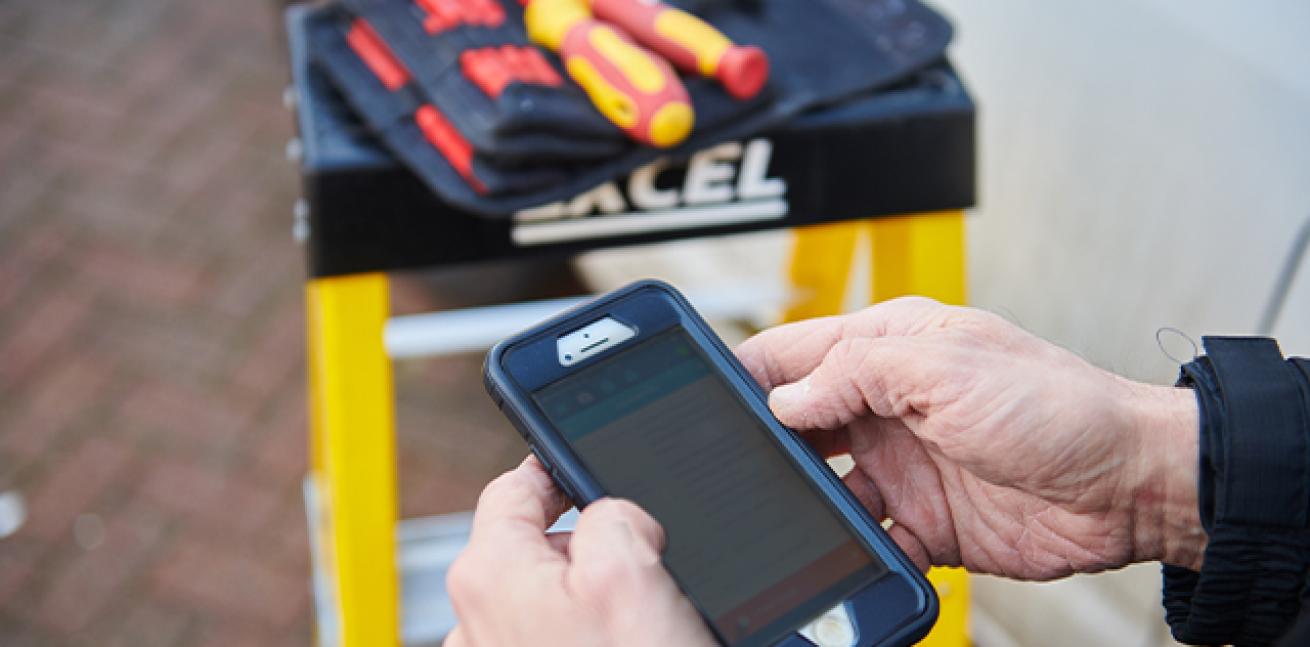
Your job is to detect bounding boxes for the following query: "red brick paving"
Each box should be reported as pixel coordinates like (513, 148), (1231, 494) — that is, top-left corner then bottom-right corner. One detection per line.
(152, 540), (308, 630)
(34, 506), (164, 634)
(0, 0), (545, 644)
(19, 437), (134, 543)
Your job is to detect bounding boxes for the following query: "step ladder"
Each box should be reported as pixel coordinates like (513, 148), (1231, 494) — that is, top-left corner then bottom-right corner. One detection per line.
(286, 5), (976, 645)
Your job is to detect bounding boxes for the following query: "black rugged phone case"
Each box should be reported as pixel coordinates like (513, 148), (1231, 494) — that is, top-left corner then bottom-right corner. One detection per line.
(483, 279), (938, 646)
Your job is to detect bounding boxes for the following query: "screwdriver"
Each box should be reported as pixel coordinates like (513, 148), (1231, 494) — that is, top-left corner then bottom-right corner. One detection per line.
(589, 0), (769, 100)
(526, 0), (694, 148)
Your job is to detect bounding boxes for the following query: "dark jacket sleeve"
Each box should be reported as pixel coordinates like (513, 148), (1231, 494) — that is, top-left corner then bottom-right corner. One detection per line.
(1279, 358), (1310, 647)
(1163, 342), (1310, 647)
(1279, 604), (1310, 647)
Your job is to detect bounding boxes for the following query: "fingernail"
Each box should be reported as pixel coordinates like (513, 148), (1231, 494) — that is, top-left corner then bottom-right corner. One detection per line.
(770, 376), (810, 408)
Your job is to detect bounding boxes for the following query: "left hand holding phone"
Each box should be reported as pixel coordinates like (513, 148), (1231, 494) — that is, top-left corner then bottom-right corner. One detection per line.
(735, 296), (1204, 580)
(445, 456), (715, 647)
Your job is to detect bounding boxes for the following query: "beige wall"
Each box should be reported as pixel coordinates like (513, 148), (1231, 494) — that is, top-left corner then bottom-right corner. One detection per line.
(943, 0), (1310, 382)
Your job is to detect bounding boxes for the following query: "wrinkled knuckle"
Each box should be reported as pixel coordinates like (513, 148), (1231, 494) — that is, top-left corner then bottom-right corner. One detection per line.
(854, 333), (906, 364)
(855, 339), (906, 386)
(860, 347), (916, 416)
(859, 352), (888, 387)
(832, 337), (873, 369)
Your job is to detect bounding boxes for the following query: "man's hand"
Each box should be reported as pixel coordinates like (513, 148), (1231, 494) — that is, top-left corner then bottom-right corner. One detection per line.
(736, 297), (1205, 580)
(445, 457), (714, 647)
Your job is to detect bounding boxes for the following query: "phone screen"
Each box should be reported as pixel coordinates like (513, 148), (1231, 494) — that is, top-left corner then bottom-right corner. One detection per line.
(534, 328), (886, 644)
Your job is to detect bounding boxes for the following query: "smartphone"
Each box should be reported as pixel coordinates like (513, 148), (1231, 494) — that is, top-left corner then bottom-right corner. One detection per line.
(484, 280), (937, 647)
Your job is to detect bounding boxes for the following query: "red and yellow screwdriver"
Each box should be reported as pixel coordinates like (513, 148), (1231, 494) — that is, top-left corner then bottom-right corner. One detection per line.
(524, 0), (769, 148)
(526, 0), (692, 148)
(589, 0), (769, 100)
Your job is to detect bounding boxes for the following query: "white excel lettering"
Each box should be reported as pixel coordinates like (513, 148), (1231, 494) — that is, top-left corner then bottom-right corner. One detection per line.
(565, 182), (628, 217)
(736, 139), (786, 200)
(682, 141), (742, 206)
(513, 200), (566, 222)
(628, 158), (679, 210)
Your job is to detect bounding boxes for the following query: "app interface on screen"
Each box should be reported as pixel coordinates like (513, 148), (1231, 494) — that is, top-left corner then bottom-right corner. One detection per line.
(534, 329), (885, 642)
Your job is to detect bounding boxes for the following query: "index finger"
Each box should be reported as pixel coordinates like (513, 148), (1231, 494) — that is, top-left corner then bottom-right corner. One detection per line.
(468, 455), (572, 560)
(736, 315), (845, 391)
(735, 297), (950, 391)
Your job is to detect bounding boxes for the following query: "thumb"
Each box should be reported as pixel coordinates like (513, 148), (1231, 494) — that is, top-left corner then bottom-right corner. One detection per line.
(567, 500), (715, 644)
(769, 337), (923, 430)
(575, 498), (665, 556)
(567, 499), (670, 600)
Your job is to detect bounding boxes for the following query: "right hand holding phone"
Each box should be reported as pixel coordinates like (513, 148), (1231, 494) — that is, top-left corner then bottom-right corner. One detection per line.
(736, 297), (1206, 581)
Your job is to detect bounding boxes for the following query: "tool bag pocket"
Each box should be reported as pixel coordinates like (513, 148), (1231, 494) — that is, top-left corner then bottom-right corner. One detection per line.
(342, 0), (627, 160)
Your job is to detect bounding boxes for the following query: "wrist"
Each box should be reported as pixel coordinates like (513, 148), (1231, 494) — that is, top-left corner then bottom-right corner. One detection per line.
(1127, 383), (1206, 570)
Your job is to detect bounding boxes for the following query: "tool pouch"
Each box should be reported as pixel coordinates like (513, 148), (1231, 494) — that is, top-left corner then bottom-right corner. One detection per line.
(308, 0), (953, 216)
(306, 7), (575, 201)
(342, 0), (627, 159)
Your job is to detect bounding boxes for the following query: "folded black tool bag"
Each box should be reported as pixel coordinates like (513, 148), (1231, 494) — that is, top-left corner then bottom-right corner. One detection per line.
(348, 0), (636, 161)
(309, 0), (953, 215)
(305, 7), (576, 197)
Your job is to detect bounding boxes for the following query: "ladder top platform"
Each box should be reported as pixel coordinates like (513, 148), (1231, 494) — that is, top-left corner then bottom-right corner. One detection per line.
(286, 7), (976, 278)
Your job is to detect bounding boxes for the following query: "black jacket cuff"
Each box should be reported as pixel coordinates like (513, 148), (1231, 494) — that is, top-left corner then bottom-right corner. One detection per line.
(1163, 339), (1310, 646)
